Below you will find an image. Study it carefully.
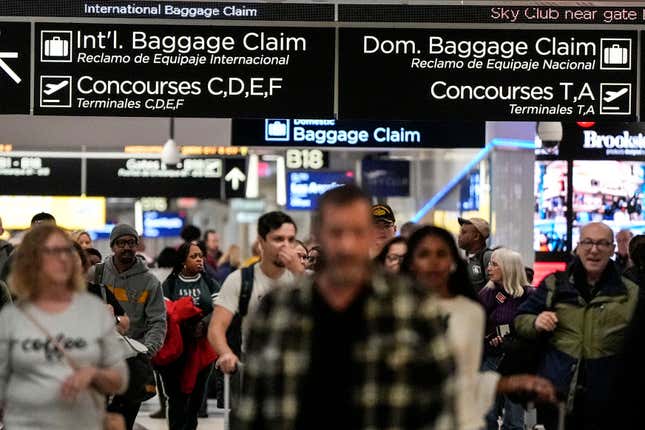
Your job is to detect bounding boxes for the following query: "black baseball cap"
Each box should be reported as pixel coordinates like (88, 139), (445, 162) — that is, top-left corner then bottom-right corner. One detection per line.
(371, 204), (396, 224)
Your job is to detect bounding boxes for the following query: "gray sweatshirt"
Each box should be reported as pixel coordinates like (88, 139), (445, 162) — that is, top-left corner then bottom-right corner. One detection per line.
(92, 257), (166, 355)
(0, 293), (128, 430)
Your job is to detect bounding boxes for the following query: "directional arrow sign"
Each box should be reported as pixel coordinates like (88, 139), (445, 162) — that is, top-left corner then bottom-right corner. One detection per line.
(0, 52), (20, 83)
(223, 158), (248, 199)
(0, 22), (30, 114)
(225, 167), (247, 191)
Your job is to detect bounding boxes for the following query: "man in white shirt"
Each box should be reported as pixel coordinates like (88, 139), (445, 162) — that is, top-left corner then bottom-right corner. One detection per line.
(208, 211), (305, 374)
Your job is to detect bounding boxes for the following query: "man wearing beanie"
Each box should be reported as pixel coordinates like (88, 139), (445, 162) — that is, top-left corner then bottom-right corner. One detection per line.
(92, 223), (166, 430)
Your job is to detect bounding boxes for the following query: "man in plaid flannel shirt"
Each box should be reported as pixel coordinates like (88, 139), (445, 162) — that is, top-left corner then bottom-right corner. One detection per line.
(234, 185), (456, 429)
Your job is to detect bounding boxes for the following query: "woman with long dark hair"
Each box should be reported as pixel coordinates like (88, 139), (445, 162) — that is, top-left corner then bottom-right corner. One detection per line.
(159, 241), (220, 430)
(375, 236), (407, 275)
(402, 226), (555, 430)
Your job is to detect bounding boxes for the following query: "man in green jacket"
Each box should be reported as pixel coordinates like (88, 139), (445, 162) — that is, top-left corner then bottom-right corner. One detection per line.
(515, 222), (639, 430)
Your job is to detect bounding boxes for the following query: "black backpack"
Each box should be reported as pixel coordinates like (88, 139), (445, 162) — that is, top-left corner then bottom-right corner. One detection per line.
(226, 264), (255, 357)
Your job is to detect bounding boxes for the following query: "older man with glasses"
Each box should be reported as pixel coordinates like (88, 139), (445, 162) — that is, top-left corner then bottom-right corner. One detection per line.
(515, 222), (639, 430)
(89, 223), (166, 430)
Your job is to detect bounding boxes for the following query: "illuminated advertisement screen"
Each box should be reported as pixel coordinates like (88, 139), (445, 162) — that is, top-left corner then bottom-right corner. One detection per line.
(571, 160), (645, 244)
(287, 171), (354, 210)
(534, 160), (568, 252)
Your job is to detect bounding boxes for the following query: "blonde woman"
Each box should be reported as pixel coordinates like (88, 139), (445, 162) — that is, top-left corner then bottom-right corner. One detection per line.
(70, 230), (93, 250)
(0, 225), (128, 430)
(479, 248), (531, 430)
(214, 244), (241, 284)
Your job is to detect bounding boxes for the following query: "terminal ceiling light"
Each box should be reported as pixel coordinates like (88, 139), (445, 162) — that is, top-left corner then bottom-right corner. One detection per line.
(161, 117), (181, 166)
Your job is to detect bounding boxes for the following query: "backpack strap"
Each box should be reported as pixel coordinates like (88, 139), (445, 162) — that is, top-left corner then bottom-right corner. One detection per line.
(99, 284), (107, 303)
(95, 262), (105, 286)
(481, 248), (494, 273)
(238, 264), (255, 317)
(544, 273), (561, 309)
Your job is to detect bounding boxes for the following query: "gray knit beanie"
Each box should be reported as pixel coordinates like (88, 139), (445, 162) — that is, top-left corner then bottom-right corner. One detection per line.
(109, 224), (139, 247)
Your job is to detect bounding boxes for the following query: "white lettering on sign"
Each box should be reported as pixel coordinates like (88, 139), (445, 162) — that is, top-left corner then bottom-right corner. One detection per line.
(77, 76), (202, 95)
(430, 81), (554, 101)
(132, 32), (236, 54)
(534, 37), (596, 56)
(363, 36), (418, 54)
(583, 130), (645, 149)
(118, 158), (222, 178)
(428, 37), (529, 59)
(0, 157), (50, 177)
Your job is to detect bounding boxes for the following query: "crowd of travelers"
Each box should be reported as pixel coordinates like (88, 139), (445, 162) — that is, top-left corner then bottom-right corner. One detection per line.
(0, 183), (643, 430)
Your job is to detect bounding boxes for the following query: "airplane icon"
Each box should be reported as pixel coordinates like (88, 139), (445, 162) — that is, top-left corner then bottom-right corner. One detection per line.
(603, 87), (629, 103)
(43, 79), (69, 95)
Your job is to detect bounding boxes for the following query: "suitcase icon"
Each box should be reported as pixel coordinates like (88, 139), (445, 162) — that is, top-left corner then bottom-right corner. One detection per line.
(44, 36), (69, 57)
(603, 44), (628, 65)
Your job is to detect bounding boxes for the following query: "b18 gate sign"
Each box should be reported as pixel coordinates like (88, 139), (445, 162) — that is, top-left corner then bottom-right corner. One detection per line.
(339, 29), (637, 121)
(34, 23), (335, 117)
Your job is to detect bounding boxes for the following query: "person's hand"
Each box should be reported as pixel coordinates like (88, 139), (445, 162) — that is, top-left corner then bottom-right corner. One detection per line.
(498, 375), (557, 404)
(489, 335), (504, 347)
(61, 366), (97, 401)
(535, 311), (558, 332)
(216, 352), (240, 374)
(278, 246), (305, 274)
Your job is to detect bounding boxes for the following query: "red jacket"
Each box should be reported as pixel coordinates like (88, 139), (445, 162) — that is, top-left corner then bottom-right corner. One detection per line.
(153, 296), (218, 393)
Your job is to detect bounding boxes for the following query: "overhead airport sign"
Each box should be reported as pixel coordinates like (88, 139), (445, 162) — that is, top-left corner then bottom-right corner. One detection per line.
(0, 156), (81, 195)
(0, 1), (334, 21)
(0, 22), (30, 114)
(338, 29), (638, 121)
(339, 5), (645, 25)
(34, 23), (335, 117)
(86, 157), (246, 198)
(231, 119), (485, 148)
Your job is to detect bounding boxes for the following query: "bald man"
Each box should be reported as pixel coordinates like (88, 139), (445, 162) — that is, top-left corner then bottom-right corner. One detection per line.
(515, 222), (639, 430)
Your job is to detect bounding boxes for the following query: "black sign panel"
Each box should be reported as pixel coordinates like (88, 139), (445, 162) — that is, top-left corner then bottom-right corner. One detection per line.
(34, 23), (335, 117)
(223, 158), (247, 199)
(231, 119), (485, 148)
(86, 158), (223, 198)
(0, 1), (334, 21)
(339, 5), (645, 25)
(339, 29), (637, 121)
(0, 22), (30, 114)
(0, 156), (81, 195)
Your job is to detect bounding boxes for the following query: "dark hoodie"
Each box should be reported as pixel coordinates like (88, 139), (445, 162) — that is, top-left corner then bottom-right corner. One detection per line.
(91, 256), (166, 355)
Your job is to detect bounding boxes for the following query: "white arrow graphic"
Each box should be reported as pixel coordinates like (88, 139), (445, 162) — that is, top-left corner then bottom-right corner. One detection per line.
(225, 167), (247, 191)
(0, 52), (21, 84)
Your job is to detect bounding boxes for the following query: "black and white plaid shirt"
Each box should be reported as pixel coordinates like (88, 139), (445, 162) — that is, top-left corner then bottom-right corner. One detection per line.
(233, 271), (456, 430)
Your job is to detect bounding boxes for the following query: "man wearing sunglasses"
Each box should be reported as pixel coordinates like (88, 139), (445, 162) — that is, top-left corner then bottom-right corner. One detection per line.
(515, 222), (639, 430)
(90, 223), (166, 430)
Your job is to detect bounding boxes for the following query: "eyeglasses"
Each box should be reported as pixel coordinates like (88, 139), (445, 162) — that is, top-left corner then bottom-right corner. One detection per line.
(578, 239), (614, 250)
(114, 239), (137, 249)
(42, 246), (75, 257)
(385, 254), (405, 263)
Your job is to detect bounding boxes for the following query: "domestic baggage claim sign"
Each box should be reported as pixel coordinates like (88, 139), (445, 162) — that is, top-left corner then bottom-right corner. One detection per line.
(34, 23), (334, 117)
(338, 29), (638, 121)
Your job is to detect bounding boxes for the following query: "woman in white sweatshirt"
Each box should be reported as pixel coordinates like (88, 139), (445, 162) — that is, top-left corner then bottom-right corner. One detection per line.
(402, 225), (556, 430)
(0, 225), (128, 430)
